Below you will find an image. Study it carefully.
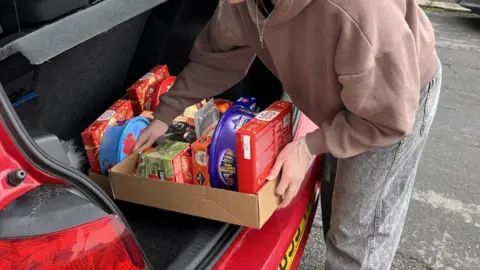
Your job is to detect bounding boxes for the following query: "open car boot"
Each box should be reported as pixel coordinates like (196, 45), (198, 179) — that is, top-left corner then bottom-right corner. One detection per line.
(0, 0), (322, 269)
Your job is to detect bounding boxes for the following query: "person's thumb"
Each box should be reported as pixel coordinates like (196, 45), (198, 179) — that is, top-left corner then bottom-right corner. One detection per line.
(133, 131), (149, 154)
(266, 148), (287, 181)
(138, 135), (156, 153)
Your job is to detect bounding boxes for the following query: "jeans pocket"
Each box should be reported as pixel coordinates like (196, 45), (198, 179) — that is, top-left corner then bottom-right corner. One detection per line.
(421, 79), (441, 136)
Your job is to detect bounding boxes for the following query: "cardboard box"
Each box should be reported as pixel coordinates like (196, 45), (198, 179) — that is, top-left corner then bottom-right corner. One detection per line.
(110, 154), (281, 229)
(88, 170), (112, 196)
(136, 141), (193, 184)
(81, 100), (134, 174)
(127, 65), (169, 115)
(191, 136), (212, 186)
(236, 101), (293, 194)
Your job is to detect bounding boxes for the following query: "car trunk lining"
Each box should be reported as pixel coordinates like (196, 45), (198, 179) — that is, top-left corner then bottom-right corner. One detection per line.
(117, 201), (235, 269)
(0, 0), (168, 64)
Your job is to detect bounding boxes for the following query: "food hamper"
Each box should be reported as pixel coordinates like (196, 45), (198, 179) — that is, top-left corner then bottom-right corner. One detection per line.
(83, 64), (294, 229)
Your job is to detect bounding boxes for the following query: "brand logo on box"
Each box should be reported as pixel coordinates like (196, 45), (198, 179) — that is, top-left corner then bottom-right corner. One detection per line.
(256, 110), (279, 122)
(139, 72), (154, 81)
(98, 110), (116, 121)
(219, 149), (236, 186)
(196, 171), (205, 185)
(232, 116), (250, 131)
(195, 151), (207, 166)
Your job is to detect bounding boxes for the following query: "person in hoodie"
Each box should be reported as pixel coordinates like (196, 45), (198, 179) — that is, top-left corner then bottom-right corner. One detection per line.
(133, 0), (441, 268)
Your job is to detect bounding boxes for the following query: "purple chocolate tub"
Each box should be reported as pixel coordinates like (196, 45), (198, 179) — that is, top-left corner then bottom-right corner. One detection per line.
(208, 105), (256, 190)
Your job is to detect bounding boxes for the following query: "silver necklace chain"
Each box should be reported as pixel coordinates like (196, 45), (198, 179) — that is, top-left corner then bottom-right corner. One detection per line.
(255, 0), (280, 49)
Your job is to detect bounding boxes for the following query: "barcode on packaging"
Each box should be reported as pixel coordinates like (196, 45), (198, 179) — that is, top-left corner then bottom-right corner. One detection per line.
(283, 113), (290, 128)
(243, 135), (251, 160)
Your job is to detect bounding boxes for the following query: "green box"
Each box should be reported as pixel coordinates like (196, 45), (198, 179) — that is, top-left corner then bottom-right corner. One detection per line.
(136, 140), (190, 182)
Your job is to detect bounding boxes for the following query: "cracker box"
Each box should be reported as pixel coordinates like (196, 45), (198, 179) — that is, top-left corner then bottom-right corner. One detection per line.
(192, 136), (212, 186)
(236, 101), (293, 194)
(127, 65), (169, 115)
(81, 100), (134, 174)
(136, 140), (193, 184)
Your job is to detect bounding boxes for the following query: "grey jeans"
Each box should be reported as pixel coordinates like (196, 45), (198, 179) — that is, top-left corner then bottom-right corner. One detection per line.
(320, 60), (442, 270)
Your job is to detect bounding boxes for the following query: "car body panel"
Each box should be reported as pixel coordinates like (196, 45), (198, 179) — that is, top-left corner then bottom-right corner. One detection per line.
(213, 153), (323, 270)
(0, 85), (154, 268)
(0, 122), (64, 210)
(457, 0), (480, 13)
(289, 203), (317, 270)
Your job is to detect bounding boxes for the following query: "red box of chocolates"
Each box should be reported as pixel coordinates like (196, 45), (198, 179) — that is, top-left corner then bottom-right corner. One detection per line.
(81, 100), (134, 174)
(127, 65), (170, 115)
(236, 101), (293, 194)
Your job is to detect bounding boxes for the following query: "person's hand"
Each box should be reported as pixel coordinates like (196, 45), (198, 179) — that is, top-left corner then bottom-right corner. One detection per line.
(267, 138), (314, 208)
(133, 119), (169, 153)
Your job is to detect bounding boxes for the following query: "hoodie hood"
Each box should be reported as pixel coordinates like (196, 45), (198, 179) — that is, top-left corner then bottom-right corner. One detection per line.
(245, 0), (314, 27)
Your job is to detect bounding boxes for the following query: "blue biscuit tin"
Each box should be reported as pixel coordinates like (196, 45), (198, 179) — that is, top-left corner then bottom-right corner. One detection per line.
(99, 116), (149, 175)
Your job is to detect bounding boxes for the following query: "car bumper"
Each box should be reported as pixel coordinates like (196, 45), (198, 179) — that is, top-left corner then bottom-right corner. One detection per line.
(213, 155), (324, 270)
(457, 0), (480, 11)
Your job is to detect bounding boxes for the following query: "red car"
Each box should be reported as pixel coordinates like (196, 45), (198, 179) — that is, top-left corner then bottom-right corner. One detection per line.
(0, 0), (323, 269)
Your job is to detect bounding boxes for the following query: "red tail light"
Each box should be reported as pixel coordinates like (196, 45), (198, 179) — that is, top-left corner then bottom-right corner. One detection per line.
(0, 215), (145, 270)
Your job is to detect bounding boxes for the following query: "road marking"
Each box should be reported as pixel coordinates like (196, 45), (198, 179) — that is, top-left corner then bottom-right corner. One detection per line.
(412, 190), (480, 225)
(435, 36), (480, 52)
(413, 230), (480, 269)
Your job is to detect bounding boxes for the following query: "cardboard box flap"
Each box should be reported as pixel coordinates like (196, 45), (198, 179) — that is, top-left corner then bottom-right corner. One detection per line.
(110, 154), (263, 228)
(88, 170), (113, 196)
(111, 153), (139, 175)
(256, 178), (282, 227)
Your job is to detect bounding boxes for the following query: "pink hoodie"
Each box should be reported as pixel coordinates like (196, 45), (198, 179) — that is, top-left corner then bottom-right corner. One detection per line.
(154, 0), (438, 158)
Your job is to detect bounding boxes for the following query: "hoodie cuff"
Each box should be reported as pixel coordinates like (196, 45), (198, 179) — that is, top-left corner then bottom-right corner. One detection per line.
(305, 128), (328, 156)
(153, 104), (182, 125)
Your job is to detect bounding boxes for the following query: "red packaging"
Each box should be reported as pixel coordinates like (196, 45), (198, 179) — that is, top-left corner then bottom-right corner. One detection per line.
(127, 65), (170, 115)
(81, 100), (134, 173)
(167, 146), (193, 184)
(179, 149), (194, 185)
(236, 101), (293, 194)
(148, 76), (176, 111)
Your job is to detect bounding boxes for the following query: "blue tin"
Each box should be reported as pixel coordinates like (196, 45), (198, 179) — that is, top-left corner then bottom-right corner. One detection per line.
(208, 106), (256, 190)
(99, 116), (149, 175)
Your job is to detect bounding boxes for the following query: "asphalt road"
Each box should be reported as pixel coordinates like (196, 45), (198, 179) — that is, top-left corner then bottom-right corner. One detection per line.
(299, 11), (480, 270)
